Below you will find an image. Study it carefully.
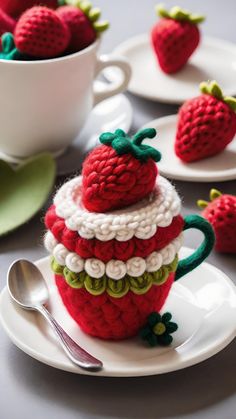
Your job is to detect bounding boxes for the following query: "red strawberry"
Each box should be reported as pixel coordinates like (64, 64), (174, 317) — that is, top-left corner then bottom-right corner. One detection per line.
(14, 6), (71, 58)
(198, 189), (236, 254)
(0, 1), (57, 18)
(57, 2), (109, 53)
(0, 8), (16, 36)
(175, 81), (236, 162)
(151, 4), (205, 74)
(81, 128), (161, 213)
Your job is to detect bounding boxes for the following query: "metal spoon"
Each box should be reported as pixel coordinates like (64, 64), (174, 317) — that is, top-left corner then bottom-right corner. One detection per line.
(7, 259), (103, 371)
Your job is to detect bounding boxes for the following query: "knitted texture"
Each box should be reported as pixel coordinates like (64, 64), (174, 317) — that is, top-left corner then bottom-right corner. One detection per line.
(1, 1), (58, 18)
(45, 205), (184, 261)
(55, 272), (175, 339)
(198, 189), (236, 254)
(175, 82), (236, 162)
(0, 33), (26, 61)
(151, 18), (200, 74)
(175, 214), (215, 280)
(0, 8), (16, 38)
(81, 128), (161, 212)
(14, 6), (71, 58)
(51, 255), (179, 297)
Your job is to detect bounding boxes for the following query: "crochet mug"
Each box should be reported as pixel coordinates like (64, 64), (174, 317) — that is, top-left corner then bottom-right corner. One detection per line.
(50, 213), (215, 340)
(0, 39), (131, 162)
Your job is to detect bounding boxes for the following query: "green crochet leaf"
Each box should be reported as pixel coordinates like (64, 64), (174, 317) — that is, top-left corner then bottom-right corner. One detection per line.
(155, 4), (205, 24)
(65, 0), (109, 32)
(0, 154), (56, 236)
(200, 81), (236, 112)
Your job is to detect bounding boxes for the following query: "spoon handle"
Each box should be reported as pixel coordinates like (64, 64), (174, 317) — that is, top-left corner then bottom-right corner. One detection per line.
(37, 305), (103, 371)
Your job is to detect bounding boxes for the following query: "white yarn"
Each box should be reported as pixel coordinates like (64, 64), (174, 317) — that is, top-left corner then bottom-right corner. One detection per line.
(54, 176), (181, 241)
(44, 231), (58, 253)
(106, 260), (127, 280)
(84, 258), (105, 279)
(45, 232), (183, 279)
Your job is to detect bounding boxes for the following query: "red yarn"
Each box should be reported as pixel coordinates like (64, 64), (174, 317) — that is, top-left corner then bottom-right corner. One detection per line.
(55, 272), (175, 340)
(1, 1), (57, 18)
(202, 194), (236, 254)
(175, 95), (236, 162)
(57, 6), (96, 53)
(0, 9), (16, 37)
(151, 18), (200, 74)
(81, 145), (158, 212)
(14, 7), (70, 58)
(45, 205), (184, 262)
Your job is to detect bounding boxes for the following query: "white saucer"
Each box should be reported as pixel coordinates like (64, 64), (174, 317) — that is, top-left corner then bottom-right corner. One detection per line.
(105, 34), (236, 104)
(0, 82), (133, 176)
(0, 248), (235, 377)
(143, 115), (236, 182)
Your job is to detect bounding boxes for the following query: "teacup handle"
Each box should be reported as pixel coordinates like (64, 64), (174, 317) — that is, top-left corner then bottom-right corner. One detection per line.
(93, 55), (131, 106)
(175, 214), (215, 281)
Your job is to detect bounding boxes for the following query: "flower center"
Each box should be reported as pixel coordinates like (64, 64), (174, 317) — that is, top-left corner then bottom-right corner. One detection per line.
(153, 322), (166, 335)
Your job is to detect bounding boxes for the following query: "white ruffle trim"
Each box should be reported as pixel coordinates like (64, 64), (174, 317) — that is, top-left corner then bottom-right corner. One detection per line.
(45, 231), (183, 280)
(53, 176), (181, 241)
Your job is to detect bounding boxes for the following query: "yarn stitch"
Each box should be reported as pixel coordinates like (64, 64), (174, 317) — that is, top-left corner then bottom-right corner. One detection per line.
(45, 231), (183, 279)
(54, 176), (181, 241)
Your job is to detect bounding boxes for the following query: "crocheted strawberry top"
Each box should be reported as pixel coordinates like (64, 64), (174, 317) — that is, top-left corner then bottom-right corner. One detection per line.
(81, 128), (162, 213)
(156, 4), (205, 25)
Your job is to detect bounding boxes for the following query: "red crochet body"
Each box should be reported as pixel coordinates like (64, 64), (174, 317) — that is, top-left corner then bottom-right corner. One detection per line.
(81, 145), (158, 212)
(1, 1), (57, 18)
(175, 95), (236, 162)
(151, 18), (200, 74)
(45, 205), (184, 261)
(55, 272), (175, 340)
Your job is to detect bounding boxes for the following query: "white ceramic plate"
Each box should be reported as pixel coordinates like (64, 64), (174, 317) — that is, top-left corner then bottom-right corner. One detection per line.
(1, 248), (235, 377)
(143, 115), (236, 182)
(105, 34), (236, 104)
(0, 82), (133, 176)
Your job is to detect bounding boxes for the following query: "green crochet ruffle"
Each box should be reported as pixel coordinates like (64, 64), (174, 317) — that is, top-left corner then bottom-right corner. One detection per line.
(51, 255), (178, 298)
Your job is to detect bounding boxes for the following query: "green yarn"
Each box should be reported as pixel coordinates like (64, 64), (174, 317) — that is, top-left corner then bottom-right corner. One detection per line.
(140, 311), (178, 347)
(100, 128), (161, 163)
(200, 81), (236, 112)
(107, 277), (130, 298)
(156, 4), (205, 24)
(0, 33), (27, 61)
(175, 215), (215, 281)
(51, 256), (178, 297)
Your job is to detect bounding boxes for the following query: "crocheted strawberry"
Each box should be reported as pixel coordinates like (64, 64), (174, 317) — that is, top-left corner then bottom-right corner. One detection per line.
(81, 128), (161, 213)
(14, 6), (71, 58)
(1, 1), (57, 18)
(151, 4), (205, 74)
(0, 8), (16, 37)
(198, 189), (236, 254)
(175, 81), (236, 162)
(57, 2), (109, 53)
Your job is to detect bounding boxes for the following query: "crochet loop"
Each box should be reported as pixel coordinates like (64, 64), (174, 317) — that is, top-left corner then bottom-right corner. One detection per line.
(99, 128), (161, 162)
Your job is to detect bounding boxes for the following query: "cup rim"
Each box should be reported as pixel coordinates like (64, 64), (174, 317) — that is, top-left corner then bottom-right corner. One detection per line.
(0, 38), (100, 65)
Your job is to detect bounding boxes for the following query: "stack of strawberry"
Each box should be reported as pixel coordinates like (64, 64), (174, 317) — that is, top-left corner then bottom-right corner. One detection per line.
(44, 128), (185, 340)
(0, 0), (109, 60)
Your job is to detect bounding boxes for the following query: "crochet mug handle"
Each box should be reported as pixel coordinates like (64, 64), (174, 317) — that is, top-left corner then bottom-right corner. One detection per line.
(175, 214), (215, 281)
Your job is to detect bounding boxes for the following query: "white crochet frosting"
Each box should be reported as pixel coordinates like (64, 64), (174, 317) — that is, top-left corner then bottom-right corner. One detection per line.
(45, 231), (183, 280)
(53, 176), (181, 241)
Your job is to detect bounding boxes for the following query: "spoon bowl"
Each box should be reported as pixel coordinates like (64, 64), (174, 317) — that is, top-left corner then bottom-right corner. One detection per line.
(7, 259), (103, 371)
(8, 259), (49, 309)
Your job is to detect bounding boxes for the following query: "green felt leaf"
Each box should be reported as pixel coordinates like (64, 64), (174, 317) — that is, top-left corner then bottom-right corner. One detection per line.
(0, 154), (56, 236)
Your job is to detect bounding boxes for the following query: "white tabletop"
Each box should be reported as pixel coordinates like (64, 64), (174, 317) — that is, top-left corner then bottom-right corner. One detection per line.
(1, 1), (236, 418)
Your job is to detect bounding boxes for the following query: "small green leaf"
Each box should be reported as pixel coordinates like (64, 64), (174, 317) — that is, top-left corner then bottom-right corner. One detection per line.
(89, 7), (101, 22)
(224, 96), (236, 112)
(210, 81), (223, 100)
(210, 189), (222, 201)
(197, 199), (209, 209)
(93, 20), (109, 32)
(170, 6), (189, 20)
(155, 4), (169, 18)
(79, 0), (92, 15)
(189, 14), (205, 24)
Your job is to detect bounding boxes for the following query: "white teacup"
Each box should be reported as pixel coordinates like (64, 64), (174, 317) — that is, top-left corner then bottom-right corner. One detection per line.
(0, 39), (131, 161)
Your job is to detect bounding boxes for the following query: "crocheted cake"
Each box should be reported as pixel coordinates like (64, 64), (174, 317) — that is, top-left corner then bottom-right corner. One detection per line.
(44, 128), (213, 340)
